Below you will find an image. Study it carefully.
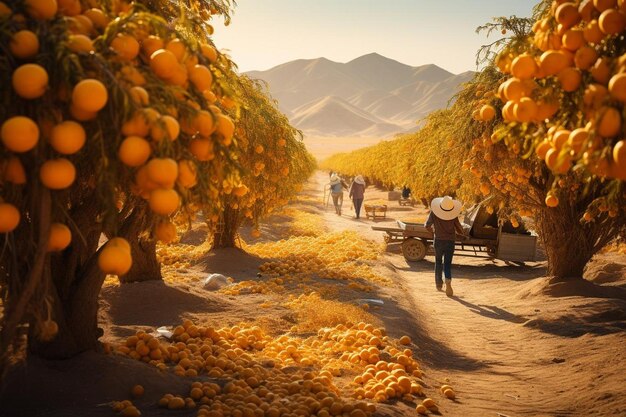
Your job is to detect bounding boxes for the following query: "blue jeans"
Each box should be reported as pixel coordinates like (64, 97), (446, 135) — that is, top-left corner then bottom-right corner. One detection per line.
(434, 239), (455, 286)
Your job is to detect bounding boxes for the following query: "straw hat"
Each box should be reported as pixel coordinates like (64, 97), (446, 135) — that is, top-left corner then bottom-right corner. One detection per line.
(330, 174), (340, 185)
(354, 175), (365, 185)
(430, 196), (462, 220)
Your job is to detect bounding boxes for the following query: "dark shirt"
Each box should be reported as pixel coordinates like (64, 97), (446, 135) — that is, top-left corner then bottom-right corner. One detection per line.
(349, 182), (365, 199)
(425, 212), (462, 241)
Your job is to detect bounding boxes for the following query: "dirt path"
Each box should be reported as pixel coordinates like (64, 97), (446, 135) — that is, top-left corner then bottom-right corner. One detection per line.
(313, 171), (626, 417)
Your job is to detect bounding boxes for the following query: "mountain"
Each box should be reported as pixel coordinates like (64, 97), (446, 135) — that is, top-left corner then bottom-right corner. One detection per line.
(245, 53), (474, 137)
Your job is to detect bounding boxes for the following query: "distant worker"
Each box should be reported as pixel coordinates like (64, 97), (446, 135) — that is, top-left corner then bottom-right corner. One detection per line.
(402, 185), (411, 199)
(349, 175), (366, 219)
(328, 173), (348, 215)
(424, 196), (465, 297)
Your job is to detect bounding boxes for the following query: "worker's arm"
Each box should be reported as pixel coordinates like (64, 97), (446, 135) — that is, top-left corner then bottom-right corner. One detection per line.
(424, 212), (434, 232)
(454, 218), (466, 238)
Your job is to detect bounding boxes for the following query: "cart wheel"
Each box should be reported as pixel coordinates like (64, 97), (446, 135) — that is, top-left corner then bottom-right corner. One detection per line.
(402, 238), (427, 262)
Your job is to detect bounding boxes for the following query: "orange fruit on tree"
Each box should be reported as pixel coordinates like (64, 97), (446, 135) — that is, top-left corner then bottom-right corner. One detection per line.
(511, 54), (537, 79)
(154, 221), (177, 243)
(13, 63), (48, 99)
(479, 105), (496, 121)
(165, 38), (186, 62)
(552, 129), (571, 149)
(568, 128), (589, 153)
(1, 116), (39, 152)
(58, 0), (81, 16)
(129, 86), (149, 105)
(69, 104), (97, 121)
(608, 72), (626, 101)
(146, 158), (178, 188)
(142, 35), (164, 57)
(594, 0), (618, 13)
(108, 237), (131, 253)
(591, 57), (612, 84)
(177, 159), (197, 188)
(200, 43), (217, 62)
(25, 0), (58, 20)
(562, 28), (585, 51)
(83, 8), (109, 29)
(215, 114), (235, 146)
(98, 240), (132, 275)
(67, 34), (94, 53)
(188, 138), (214, 161)
(0, 203), (20, 233)
(118, 136), (151, 167)
(121, 111), (151, 137)
(584, 20), (605, 44)
(189, 64), (213, 92)
(612, 139), (626, 178)
(0, 2), (11, 17)
(597, 106), (621, 137)
(165, 63), (188, 86)
(574, 45), (598, 70)
(150, 115), (179, 141)
(599, 8), (626, 34)
(2, 157), (27, 184)
(150, 49), (178, 79)
(73, 15), (94, 34)
(39, 158), (76, 189)
(232, 185), (248, 197)
(10, 30), (39, 59)
(111, 34), (140, 60)
(557, 67), (582, 92)
(514, 97), (538, 123)
(192, 110), (215, 137)
(583, 83), (608, 108)
(555, 2), (581, 29)
(148, 188), (180, 215)
(545, 148), (571, 174)
(49, 121), (86, 154)
(72, 79), (108, 112)
(540, 49), (572, 76)
(47, 223), (72, 251)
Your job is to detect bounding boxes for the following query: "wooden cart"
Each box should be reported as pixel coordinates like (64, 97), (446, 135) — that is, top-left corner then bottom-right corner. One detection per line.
(364, 204), (387, 220)
(372, 205), (537, 263)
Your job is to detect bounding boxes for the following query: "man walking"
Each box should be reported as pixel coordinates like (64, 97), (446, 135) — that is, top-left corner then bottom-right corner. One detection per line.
(424, 196), (465, 297)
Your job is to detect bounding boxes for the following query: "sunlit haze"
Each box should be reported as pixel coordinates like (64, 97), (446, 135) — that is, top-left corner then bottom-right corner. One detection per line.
(212, 0), (537, 74)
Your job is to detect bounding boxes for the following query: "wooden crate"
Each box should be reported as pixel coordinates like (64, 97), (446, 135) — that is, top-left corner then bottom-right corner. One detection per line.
(364, 204), (387, 220)
(496, 232), (536, 262)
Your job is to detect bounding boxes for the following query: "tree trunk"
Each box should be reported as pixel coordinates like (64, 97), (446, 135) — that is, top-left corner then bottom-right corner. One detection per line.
(535, 202), (593, 281)
(212, 206), (241, 249)
(118, 205), (161, 283)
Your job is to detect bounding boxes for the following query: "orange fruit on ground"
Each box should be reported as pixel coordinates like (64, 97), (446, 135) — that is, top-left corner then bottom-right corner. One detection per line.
(443, 388), (456, 399)
(608, 73), (626, 102)
(597, 107), (621, 137)
(98, 241), (132, 275)
(13, 63), (48, 99)
(40, 158), (76, 189)
(399, 335), (411, 345)
(67, 34), (94, 53)
(142, 36), (164, 57)
(3, 157), (27, 184)
(25, 0), (58, 20)
(150, 49), (178, 79)
(49, 121), (86, 154)
(584, 20), (605, 44)
(118, 136), (151, 167)
(150, 115), (179, 141)
(188, 138), (214, 161)
(129, 86), (149, 105)
(599, 8), (626, 34)
(511, 54), (537, 79)
(215, 114), (235, 146)
(574, 45), (598, 70)
(540, 50), (572, 76)
(47, 223), (72, 251)
(111, 34), (140, 60)
(555, 2), (581, 29)
(83, 8), (109, 29)
(148, 188), (180, 215)
(0, 203), (20, 233)
(1, 116), (39, 152)
(177, 160), (197, 188)
(562, 28), (585, 51)
(189, 65), (213, 92)
(557, 67), (582, 92)
(200, 43), (218, 62)
(155, 221), (177, 243)
(146, 158), (178, 188)
(10, 30), (39, 59)
(130, 384), (144, 398)
(72, 79), (108, 112)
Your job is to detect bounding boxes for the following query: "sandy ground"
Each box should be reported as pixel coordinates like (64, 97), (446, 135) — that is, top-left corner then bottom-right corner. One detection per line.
(2, 171), (625, 417)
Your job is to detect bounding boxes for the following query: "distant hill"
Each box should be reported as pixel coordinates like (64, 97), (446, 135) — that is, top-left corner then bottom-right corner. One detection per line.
(245, 53), (474, 137)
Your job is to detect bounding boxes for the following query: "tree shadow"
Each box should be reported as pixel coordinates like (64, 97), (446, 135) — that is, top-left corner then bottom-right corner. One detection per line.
(522, 308), (626, 338)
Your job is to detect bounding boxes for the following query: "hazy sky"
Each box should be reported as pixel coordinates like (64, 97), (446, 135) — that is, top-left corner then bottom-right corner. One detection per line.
(212, 0), (537, 74)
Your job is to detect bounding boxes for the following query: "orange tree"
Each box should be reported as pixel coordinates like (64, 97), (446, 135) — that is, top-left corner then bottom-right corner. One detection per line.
(0, 0), (240, 364)
(211, 75), (316, 248)
(469, 0), (626, 279)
